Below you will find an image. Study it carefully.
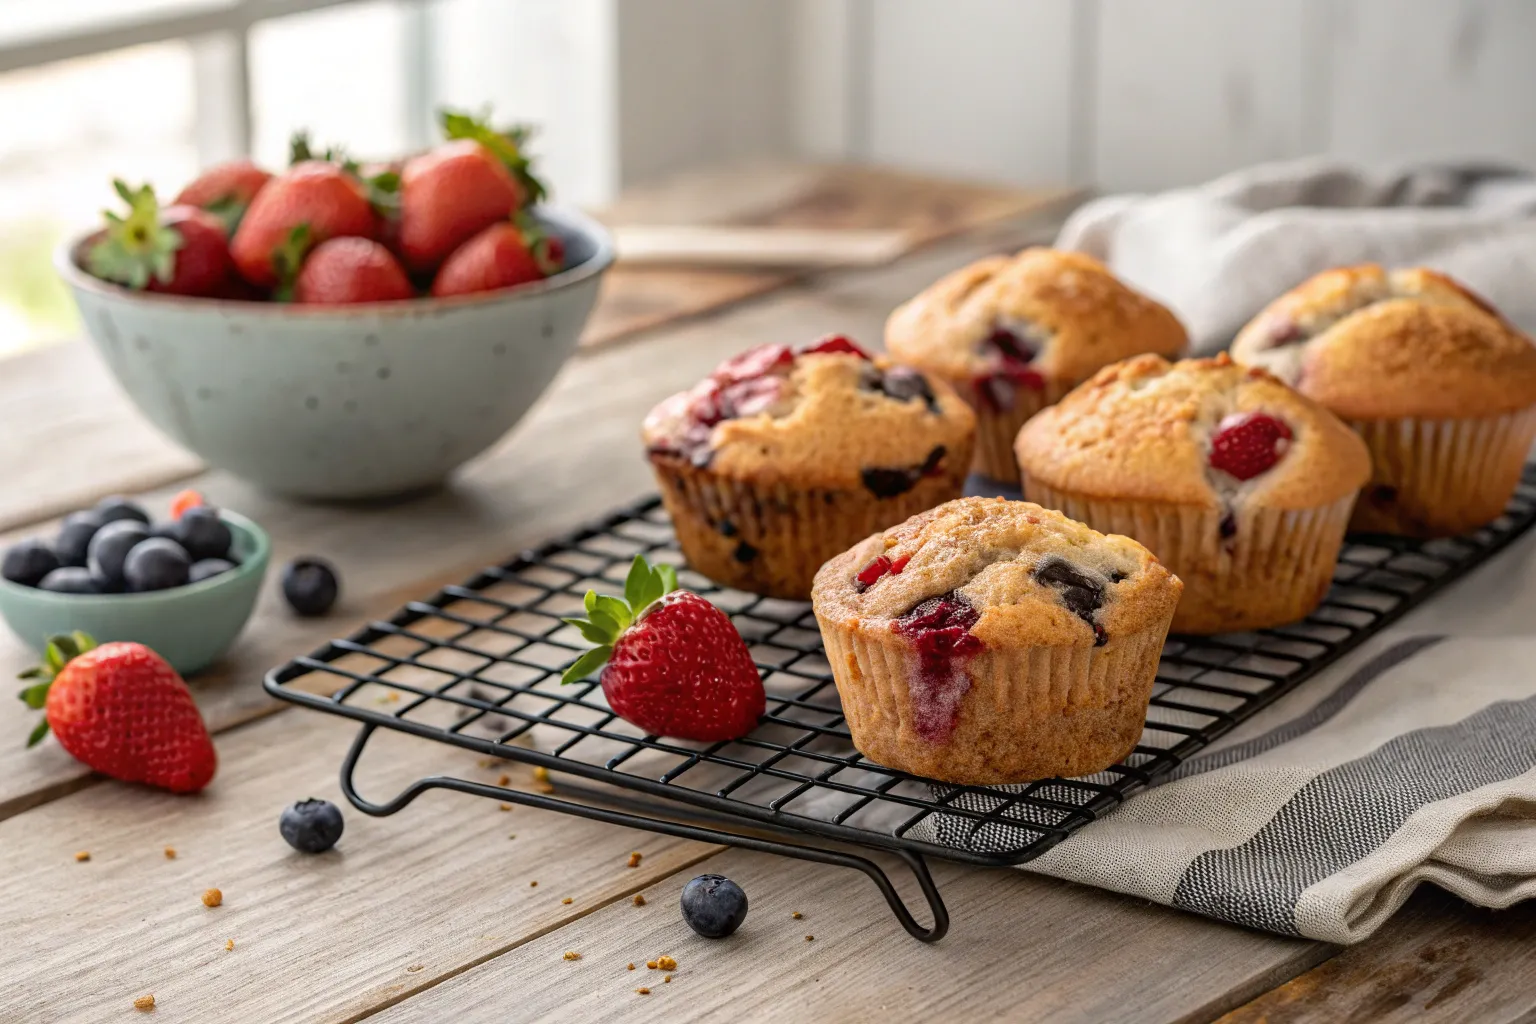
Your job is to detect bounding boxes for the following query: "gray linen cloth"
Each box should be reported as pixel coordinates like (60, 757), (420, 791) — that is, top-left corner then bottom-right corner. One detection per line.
(1055, 157), (1536, 350)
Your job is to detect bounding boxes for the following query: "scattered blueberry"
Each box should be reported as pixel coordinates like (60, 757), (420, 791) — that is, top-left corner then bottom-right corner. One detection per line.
(279, 798), (345, 853)
(95, 496), (151, 526)
(37, 567), (100, 594)
(171, 506), (232, 561)
(282, 557), (339, 616)
(681, 874), (748, 938)
(123, 538), (191, 592)
(189, 558), (236, 584)
(2, 539), (60, 587)
(54, 510), (106, 567)
(86, 520), (151, 587)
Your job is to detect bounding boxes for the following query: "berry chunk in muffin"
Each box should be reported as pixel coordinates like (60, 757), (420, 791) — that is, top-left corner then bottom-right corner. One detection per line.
(813, 497), (1181, 784)
(1015, 353), (1370, 635)
(643, 336), (976, 600)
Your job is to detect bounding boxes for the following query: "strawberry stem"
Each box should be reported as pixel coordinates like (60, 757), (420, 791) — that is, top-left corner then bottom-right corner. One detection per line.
(558, 555), (679, 685)
(439, 108), (546, 205)
(86, 181), (183, 290)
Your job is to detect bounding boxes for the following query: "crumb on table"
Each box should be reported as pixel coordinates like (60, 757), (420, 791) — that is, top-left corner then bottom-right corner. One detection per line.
(563, 951), (582, 961)
(499, 804), (512, 812)
(635, 987), (651, 996)
(202, 888), (223, 908)
(627, 963), (636, 971)
(646, 960), (658, 970)
(74, 851), (90, 862)
(632, 894), (647, 907)
(791, 911), (802, 919)
(225, 939), (235, 951)
(164, 847), (176, 860)
(656, 956), (677, 971)
(804, 935), (814, 942)
(561, 897), (573, 905)
(133, 993), (155, 1011)
(663, 975), (671, 984)
(497, 774), (511, 786)
(626, 851), (643, 868)
(529, 880), (538, 888)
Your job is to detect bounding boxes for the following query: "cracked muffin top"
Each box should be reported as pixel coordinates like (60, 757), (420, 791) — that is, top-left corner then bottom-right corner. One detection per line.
(884, 248), (1188, 386)
(1015, 353), (1370, 511)
(641, 336), (975, 491)
(1231, 264), (1536, 420)
(813, 497), (1181, 650)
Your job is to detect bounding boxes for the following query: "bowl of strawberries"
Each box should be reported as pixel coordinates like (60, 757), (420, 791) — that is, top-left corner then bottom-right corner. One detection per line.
(56, 111), (613, 500)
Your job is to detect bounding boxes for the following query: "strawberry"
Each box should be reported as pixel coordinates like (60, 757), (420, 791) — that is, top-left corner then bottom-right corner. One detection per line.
(169, 489), (206, 519)
(1209, 412), (1293, 481)
(561, 556), (764, 742)
(439, 109), (546, 207)
(85, 181), (232, 298)
(800, 334), (871, 359)
(230, 162), (377, 287)
(430, 217), (564, 297)
(19, 632), (217, 793)
(173, 159), (273, 235)
(292, 237), (415, 305)
(396, 140), (524, 274)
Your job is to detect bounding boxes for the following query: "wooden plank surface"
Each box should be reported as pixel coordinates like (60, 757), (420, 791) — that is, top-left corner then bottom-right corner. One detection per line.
(0, 707), (720, 1024)
(369, 847), (1324, 1024)
(1217, 887), (1536, 1024)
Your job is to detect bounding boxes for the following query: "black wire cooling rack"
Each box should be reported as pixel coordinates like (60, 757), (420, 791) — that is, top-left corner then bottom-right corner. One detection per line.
(266, 469), (1536, 942)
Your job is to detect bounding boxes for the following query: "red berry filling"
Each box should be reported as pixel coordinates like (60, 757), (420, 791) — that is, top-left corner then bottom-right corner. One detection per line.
(713, 343), (794, 385)
(972, 326), (1045, 411)
(854, 552), (911, 591)
(800, 334), (871, 360)
(892, 591), (983, 742)
(1208, 412), (1293, 481)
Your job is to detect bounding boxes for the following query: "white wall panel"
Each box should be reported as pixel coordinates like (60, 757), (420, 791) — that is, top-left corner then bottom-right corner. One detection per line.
(1326, 0), (1536, 167)
(861, 0), (1078, 186)
(1090, 0), (1328, 193)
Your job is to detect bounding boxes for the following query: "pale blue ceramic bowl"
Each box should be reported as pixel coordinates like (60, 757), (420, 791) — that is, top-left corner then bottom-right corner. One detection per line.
(58, 206), (614, 499)
(0, 512), (270, 676)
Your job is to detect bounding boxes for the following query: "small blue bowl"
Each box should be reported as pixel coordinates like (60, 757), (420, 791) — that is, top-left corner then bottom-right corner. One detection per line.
(0, 512), (270, 676)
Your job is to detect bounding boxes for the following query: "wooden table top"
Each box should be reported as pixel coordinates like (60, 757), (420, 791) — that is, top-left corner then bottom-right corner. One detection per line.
(3, 167), (1534, 1024)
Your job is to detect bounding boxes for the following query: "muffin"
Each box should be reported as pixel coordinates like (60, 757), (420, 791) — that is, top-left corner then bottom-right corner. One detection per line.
(885, 248), (1188, 482)
(1232, 265), (1536, 536)
(643, 335), (976, 600)
(1015, 354), (1371, 635)
(812, 497), (1181, 784)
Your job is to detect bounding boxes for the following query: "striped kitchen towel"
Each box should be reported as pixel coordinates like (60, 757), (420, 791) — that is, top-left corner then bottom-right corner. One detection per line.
(917, 630), (1536, 944)
(1056, 157), (1536, 352)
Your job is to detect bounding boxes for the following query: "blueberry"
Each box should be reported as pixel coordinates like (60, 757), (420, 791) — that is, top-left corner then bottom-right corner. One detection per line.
(1033, 557), (1104, 619)
(37, 567), (100, 594)
(282, 557), (339, 616)
(94, 496), (150, 526)
(879, 366), (937, 409)
(171, 507), (232, 561)
(189, 558), (236, 583)
(123, 538), (191, 592)
(86, 520), (151, 587)
(680, 873), (748, 938)
(279, 798), (345, 853)
(2, 538), (59, 587)
(54, 510), (106, 567)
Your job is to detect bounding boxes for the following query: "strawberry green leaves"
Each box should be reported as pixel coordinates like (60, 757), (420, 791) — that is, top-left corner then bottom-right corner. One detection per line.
(86, 180), (184, 290)
(18, 631), (96, 746)
(271, 223), (315, 302)
(559, 555), (679, 685)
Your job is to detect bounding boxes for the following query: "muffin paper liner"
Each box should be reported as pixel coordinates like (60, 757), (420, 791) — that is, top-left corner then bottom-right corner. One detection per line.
(814, 609), (1172, 785)
(1347, 409), (1536, 537)
(1023, 479), (1356, 635)
(934, 375), (1070, 486)
(651, 454), (970, 601)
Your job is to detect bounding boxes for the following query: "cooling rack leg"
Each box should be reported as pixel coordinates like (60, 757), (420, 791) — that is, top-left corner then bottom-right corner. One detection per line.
(337, 724), (950, 941)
